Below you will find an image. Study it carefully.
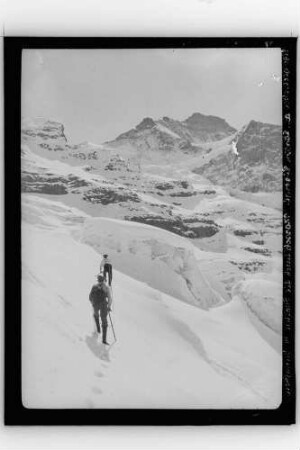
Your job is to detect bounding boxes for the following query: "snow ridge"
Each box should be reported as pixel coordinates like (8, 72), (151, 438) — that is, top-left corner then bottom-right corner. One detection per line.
(22, 195), (282, 409)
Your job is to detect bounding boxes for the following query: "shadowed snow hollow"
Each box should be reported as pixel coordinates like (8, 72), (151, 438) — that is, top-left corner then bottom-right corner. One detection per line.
(233, 277), (282, 353)
(81, 217), (223, 309)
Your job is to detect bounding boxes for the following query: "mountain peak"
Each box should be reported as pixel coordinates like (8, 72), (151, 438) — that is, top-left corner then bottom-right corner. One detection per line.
(184, 112), (228, 126)
(183, 113), (236, 138)
(113, 112), (237, 148)
(185, 112), (205, 120)
(243, 120), (281, 136)
(136, 117), (156, 131)
(22, 117), (64, 130)
(22, 117), (68, 144)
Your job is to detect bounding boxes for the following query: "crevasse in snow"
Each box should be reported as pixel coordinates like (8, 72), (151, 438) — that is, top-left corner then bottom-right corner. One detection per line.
(22, 195), (282, 409)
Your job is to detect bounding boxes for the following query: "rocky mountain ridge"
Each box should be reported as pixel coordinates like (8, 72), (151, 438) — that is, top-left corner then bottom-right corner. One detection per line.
(110, 112), (237, 154)
(193, 120), (282, 192)
(21, 114), (283, 306)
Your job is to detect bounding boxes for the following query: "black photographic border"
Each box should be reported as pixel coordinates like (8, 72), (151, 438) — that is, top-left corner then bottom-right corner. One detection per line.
(4, 37), (296, 426)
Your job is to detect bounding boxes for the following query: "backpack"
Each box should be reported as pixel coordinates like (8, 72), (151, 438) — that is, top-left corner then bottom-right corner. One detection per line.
(90, 284), (107, 307)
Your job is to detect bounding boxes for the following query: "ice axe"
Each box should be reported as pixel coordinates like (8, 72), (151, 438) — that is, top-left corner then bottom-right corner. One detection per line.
(108, 311), (117, 342)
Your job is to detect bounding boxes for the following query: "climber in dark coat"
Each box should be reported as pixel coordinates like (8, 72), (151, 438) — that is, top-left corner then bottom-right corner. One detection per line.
(100, 254), (113, 286)
(89, 274), (112, 345)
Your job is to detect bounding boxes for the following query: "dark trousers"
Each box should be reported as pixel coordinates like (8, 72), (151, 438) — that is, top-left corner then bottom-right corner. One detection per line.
(103, 263), (112, 286)
(93, 302), (108, 333)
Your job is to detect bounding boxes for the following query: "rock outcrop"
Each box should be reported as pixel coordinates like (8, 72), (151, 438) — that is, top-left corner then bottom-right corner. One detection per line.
(193, 121), (282, 192)
(22, 118), (68, 152)
(110, 113), (236, 154)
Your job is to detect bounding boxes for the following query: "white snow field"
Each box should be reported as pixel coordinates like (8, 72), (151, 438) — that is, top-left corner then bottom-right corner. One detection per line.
(81, 216), (224, 309)
(22, 195), (282, 409)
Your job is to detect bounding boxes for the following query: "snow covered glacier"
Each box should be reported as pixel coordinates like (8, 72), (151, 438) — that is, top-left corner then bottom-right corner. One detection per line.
(22, 195), (282, 409)
(81, 216), (224, 309)
(20, 113), (283, 410)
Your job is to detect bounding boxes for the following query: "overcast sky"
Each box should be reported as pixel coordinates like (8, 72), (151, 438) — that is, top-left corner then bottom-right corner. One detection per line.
(22, 48), (282, 144)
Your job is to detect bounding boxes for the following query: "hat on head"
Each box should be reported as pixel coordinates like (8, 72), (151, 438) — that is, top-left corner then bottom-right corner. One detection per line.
(103, 254), (108, 258)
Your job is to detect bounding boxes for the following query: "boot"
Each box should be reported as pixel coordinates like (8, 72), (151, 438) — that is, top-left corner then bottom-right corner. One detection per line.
(102, 326), (109, 345)
(93, 314), (101, 334)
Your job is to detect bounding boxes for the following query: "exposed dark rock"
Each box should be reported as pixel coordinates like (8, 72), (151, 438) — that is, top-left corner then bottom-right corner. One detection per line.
(105, 155), (128, 171)
(136, 117), (156, 131)
(233, 229), (256, 237)
(83, 187), (141, 205)
(180, 181), (189, 189)
(22, 182), (68, 195)
(193, 121), (282, 192)
(22, 120), (68, 143)
(71, 151), (98, 160)
(124, 214), (219, 239)
(112, 112), (236, 150)
(243, 247), (271, 256)
(184, 217), (215, 225)
(199, 189), (216, 195)
(68, 176), (89, 188)
(230, 260), (266, 273)
(169, 191), (197, 197)
(247, 217), (266, 224)
(183, 112), (236, 142)
(154, 180), (196, 197)
(21, 172), (89, 194)
(155, 182), (174, 191)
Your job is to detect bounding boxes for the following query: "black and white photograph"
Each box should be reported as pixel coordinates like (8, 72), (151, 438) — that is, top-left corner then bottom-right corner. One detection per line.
(4, 37), (296, 427)
(19, 44), (289, 408)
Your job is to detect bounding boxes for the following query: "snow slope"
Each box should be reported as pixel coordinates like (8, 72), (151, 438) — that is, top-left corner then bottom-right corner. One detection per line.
(22, 195), (282, 409)
(22, 144), (107, 186)
(233, 277), (282, 353)
(80, 216), (224, 309)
